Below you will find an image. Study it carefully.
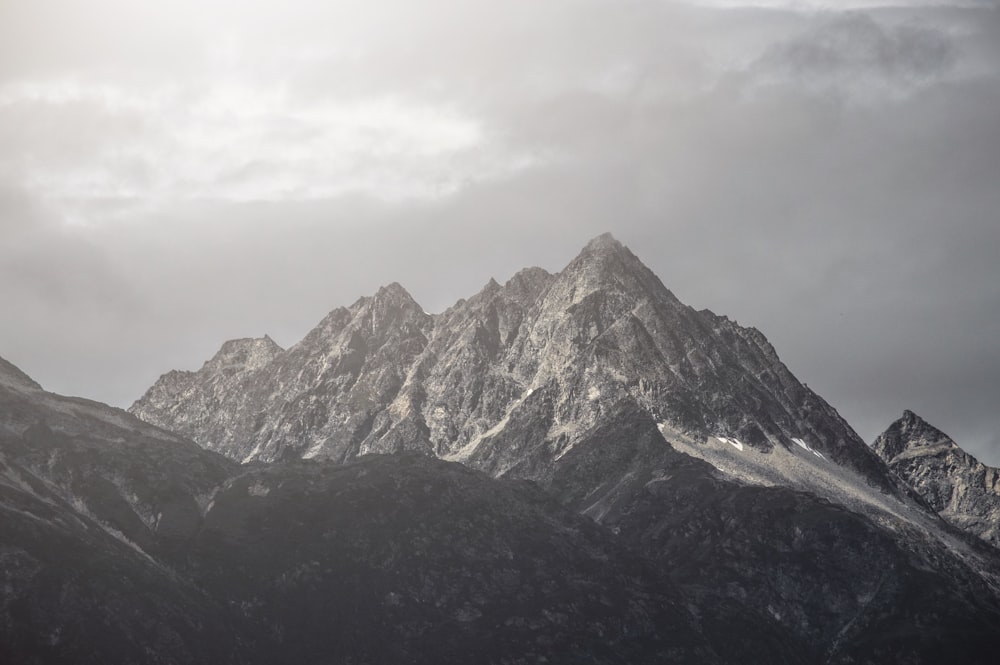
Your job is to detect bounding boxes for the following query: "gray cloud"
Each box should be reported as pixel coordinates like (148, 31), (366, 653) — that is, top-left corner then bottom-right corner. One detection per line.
(1, 1), (999, 465)
(754, 12), (955, 87)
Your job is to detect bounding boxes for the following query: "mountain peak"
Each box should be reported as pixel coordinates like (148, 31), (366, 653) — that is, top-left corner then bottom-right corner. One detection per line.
(483, 277), (502, 292)
(896, 409), (948, 441)
(582, 231), (624, 252)
(367, 281), (428, 316)
(503, 266), (554, 306)
(373, 281), (417, 304)
(573, 232), (642, 267)
(566, 232), (642, 274)
(206, 336), (283, 374)
(873, 410), (957, 463)
(873, 411), (1000, 547)
(550, 232), (679, 312)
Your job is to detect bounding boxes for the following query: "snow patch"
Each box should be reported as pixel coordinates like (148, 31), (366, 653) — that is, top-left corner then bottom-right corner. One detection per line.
(717, 436), (744, 451)
(792, 437), (826, 460)
(587, 386), (601, 401)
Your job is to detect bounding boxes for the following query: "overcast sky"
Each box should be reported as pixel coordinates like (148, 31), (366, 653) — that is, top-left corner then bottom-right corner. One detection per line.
(2, 0), (999, 463)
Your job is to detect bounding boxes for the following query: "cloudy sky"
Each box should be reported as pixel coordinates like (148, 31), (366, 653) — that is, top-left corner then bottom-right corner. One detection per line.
(2, 0), (999, 462)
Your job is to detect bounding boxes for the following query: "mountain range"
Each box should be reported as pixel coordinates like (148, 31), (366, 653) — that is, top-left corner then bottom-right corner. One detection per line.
(3, 233), (999, 663)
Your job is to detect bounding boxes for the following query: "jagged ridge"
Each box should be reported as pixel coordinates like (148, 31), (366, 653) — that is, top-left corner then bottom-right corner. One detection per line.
(131, 233), (898, 498)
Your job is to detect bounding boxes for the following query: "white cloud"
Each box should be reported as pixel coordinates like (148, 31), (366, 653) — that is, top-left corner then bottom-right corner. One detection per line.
(0, 76), (541, 219)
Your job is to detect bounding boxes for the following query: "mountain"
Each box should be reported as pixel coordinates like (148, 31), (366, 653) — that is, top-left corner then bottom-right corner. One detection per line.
(132, 234), (901, 498)
(874, 410), (1000, 548)
(0, 355), (724, 664)
(127, 233), (1000, 661)
(9, 354), (1000, 663)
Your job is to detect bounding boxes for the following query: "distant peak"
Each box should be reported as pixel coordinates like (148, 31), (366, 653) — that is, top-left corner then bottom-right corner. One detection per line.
(896, 409), (936, 435)
(503, 267), (554, 306)
(368, 283), (431, 324)
(874, 410), (958, 462)
(558, 232), (676, 305)
(355, 281), (432, 337)
(372, 282), (424, 310)
(569, 233), (640, 272)
(375, 281), (410, 298)
(570, 233), (650, 273)
(582, 232), (625, 254)
(507, 266), (552, 285)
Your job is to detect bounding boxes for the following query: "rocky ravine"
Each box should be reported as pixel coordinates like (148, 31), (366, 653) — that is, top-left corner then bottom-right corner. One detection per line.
(874, 410), (1000, 549)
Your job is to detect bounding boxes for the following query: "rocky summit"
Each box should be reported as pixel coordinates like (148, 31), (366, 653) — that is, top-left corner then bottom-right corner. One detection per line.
(874, 410), (1000, 548)
(131, 233), (899, 496)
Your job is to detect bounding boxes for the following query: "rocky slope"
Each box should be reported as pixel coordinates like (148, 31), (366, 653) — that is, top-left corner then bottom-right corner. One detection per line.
(874, 410), (1000, 549)
(549, 407), (1000, 664)
(1, 356), (724, 664)
(0, 358), (254, 664)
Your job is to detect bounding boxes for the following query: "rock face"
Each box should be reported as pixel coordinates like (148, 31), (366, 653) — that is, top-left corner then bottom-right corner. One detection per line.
(874, 410), (1000, 548)
(131, 233), (899, 500)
